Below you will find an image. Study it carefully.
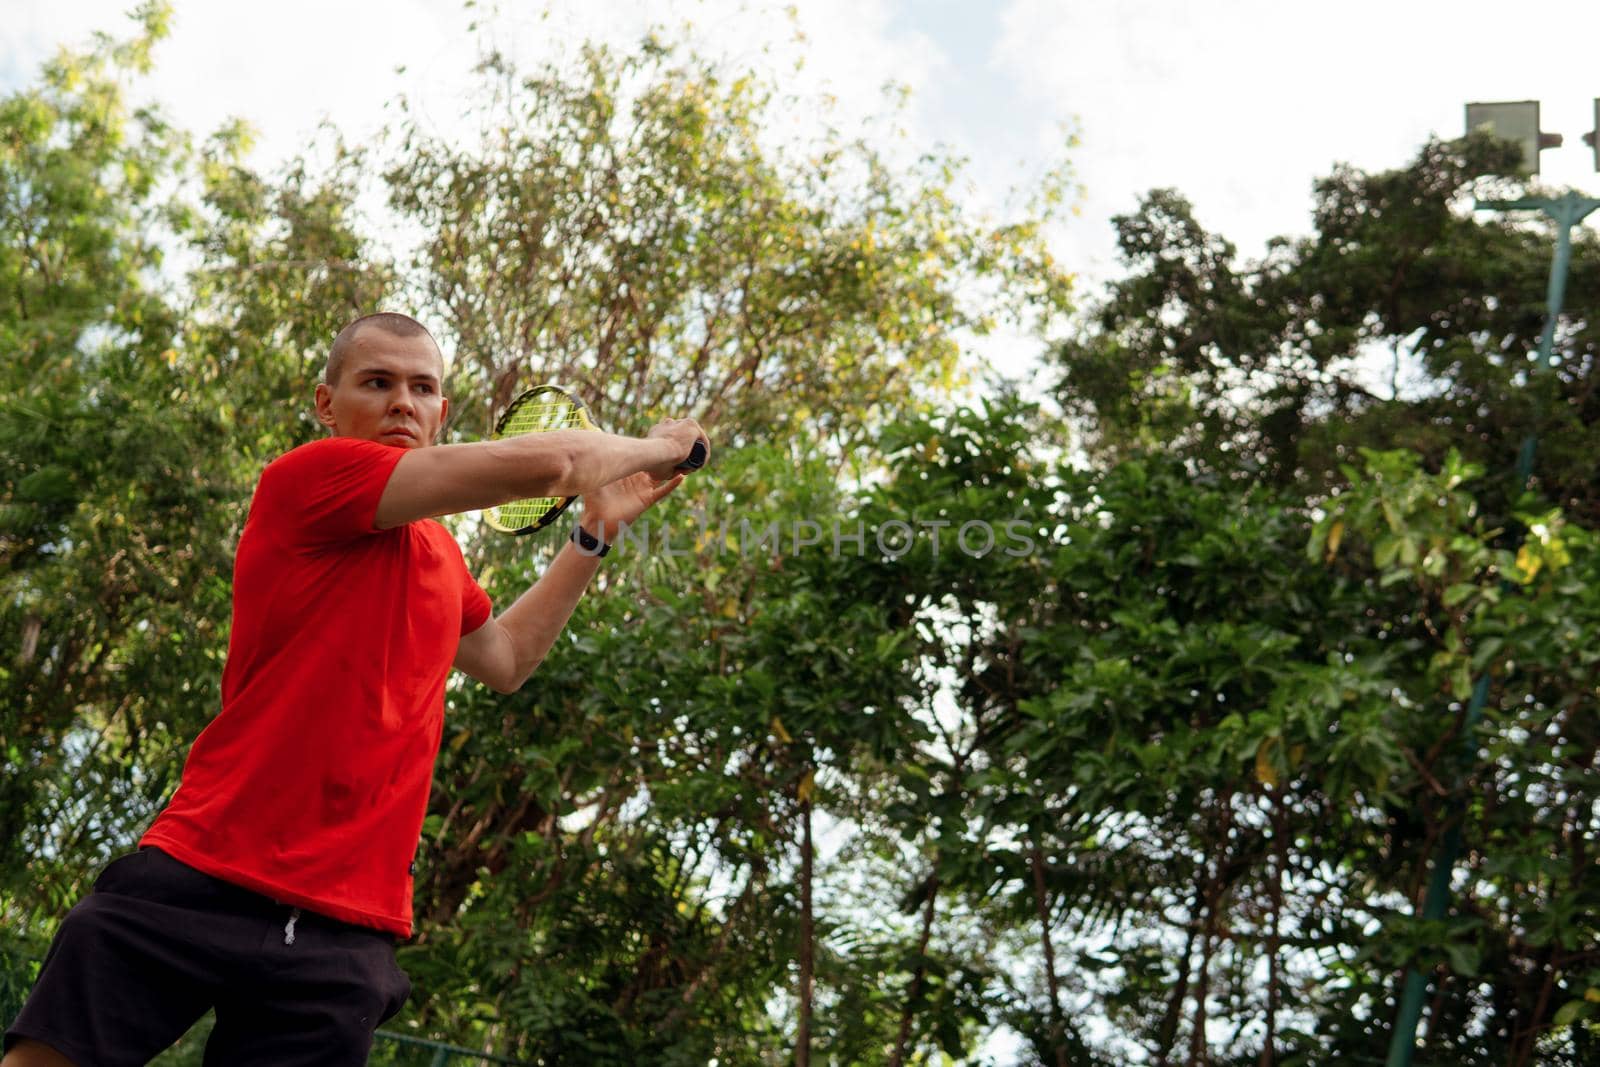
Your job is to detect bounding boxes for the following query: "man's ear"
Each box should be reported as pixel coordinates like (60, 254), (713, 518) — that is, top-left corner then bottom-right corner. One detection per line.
(435, 395), (450, 443)
(314, 383), (338, 431)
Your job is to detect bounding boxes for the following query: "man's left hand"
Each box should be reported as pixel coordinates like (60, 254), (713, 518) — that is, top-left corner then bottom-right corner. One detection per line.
(581, 470), (686, 540)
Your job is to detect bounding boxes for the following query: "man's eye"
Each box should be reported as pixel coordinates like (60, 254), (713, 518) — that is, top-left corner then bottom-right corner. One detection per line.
(416, 384), (435, 395)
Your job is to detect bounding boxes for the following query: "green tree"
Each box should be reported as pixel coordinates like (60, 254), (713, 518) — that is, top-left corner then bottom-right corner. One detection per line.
(2, 9), (1080, 1064)
(377, 34), (1074, 1062)
(385, 37), (1073, 451)
(830, 398), (1598, 1064)
(993, 136), (1600, 1062)
(7, 12), (1598, 1059)
(1, 0), (201, 916)
(1053, 135), (1596, 527)
(1, 0), (400, 910)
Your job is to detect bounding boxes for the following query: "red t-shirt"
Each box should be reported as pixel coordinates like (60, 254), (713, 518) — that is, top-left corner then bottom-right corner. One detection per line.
(142, 437), (492, 936)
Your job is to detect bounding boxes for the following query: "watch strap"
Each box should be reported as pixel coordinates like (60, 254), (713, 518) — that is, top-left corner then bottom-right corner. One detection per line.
(572, 524), (611, 557)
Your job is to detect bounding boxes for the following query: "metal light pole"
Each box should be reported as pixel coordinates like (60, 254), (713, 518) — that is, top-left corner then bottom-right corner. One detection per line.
(1383, 103), (1600, 1067)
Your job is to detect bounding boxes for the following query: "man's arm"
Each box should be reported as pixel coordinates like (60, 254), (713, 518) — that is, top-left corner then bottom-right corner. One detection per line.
(453, 520), (607, 693)
(375, 424), (699, 530)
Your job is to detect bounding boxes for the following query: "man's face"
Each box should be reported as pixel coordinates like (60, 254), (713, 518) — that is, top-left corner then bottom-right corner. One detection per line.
(314, 328), (447, 448)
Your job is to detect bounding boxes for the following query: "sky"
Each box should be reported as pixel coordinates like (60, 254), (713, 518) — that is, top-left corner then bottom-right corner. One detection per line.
(6, 0), (1600, 385)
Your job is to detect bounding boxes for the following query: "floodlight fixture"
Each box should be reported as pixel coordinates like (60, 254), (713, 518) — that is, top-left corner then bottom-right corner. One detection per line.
(1583, 98), (1600, 171)
(1465, 100), (1563, 175)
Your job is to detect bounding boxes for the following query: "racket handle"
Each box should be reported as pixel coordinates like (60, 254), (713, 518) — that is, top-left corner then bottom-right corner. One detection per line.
(676, 440), (708, 471)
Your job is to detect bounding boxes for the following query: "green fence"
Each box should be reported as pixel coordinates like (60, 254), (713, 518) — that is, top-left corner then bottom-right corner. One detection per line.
(137, 1012), (529, 1065)
(371, 1031), (531, 1066)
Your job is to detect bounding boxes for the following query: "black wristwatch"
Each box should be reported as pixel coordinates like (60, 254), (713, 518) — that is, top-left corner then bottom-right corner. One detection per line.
(572, 524), (611, 557)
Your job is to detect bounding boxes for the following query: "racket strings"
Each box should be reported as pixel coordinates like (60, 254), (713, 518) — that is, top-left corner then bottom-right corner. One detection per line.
(484, 391), (594, 533)
(498, 399), (587, 437)
(491, 497), (560, 525)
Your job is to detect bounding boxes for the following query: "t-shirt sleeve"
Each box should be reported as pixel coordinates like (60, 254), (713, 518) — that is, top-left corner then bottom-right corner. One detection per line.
(253, 438), (407, 550)
(461, 570), (492, 636)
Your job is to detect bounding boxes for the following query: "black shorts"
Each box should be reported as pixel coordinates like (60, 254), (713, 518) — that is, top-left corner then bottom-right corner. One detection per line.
(4, 847), (411, 1066)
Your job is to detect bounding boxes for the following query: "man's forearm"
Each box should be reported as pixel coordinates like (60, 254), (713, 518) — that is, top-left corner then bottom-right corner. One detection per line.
(492, 521), (609, 689)
(379, 431), (679, 530)
(522, 430), (682, 499)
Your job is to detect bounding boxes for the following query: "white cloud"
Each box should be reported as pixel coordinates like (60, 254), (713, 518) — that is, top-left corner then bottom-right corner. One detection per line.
(3, 2), (477, 162)
(9, 0), (1599, 391)
(2, 1), (968, 189)
(997, 0), (1600, 284)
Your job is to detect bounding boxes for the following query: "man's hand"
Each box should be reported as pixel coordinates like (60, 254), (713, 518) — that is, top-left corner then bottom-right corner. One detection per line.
(583, 418), (707, 537)
(582, 470), (686, 536)
(644, 418), (710, 480)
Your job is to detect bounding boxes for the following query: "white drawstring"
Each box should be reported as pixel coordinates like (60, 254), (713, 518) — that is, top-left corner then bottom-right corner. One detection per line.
(284, 908), (301, 945)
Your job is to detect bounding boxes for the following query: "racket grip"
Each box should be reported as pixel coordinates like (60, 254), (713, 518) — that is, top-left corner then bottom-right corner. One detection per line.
(676, 440), (708, 471)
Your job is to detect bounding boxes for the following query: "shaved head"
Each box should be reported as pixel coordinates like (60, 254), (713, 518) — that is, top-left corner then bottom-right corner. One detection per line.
(325, 313), (442, 386)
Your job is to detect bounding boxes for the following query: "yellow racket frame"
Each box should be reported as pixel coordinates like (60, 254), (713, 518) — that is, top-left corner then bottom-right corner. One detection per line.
(482, 384), (599, 534)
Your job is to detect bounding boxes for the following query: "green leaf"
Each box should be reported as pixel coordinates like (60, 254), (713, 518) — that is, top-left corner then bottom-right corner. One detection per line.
(1553, 999), (1594, 1027)
(1445, 942), (1481, 977)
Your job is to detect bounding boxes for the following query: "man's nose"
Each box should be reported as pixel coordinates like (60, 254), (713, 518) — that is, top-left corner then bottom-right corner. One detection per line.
(389, 390), (416, 413)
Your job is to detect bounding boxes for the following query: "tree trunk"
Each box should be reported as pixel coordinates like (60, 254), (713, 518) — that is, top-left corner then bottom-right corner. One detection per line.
(1508, 947), (1559, 1067)
(1154, 923), (1197, 1067)
(889, 871), (939, 1067)
(1030, 835), (1069, 1067)
(1188, 909), (1215, 1067)
(1189, 796), (1234, 1067)
(796, 795), (814, 1067)
(1258, 797), (1286, 1067)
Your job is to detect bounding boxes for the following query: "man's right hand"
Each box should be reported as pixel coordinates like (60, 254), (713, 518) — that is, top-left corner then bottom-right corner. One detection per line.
(645, 419), (710, 481)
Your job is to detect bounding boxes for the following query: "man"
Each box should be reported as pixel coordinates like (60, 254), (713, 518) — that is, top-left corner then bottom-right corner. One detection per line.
(3, 313), (709, 1066)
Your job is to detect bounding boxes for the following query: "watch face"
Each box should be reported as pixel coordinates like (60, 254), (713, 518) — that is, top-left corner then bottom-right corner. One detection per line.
(573, 526), (609, 556)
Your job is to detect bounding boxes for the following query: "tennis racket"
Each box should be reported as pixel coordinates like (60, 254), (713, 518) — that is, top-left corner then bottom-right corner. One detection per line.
(482, 384), (707, 535)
